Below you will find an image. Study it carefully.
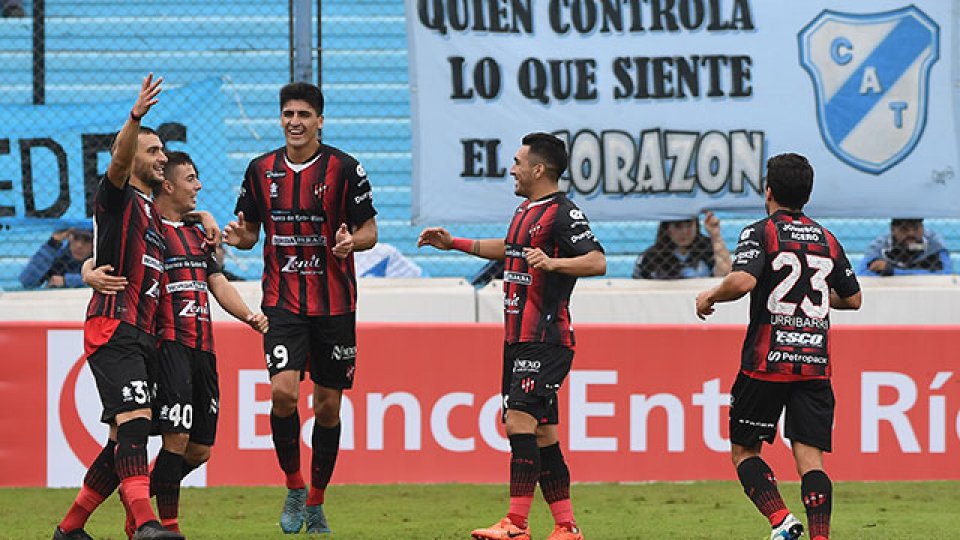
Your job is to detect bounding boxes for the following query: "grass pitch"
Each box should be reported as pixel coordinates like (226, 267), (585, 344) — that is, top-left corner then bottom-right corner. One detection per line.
(2, 481), (957, 539)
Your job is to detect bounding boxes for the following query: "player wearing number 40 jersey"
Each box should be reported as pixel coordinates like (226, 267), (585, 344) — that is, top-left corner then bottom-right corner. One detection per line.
(418, 133), (605, 540)
(696, 153), (862, 540)
(225, 81), (377, 535)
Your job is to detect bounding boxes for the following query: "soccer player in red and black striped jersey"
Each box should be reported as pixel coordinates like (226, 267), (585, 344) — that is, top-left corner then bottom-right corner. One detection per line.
(54, 74), (184, 540)
(224, 82), (377, 535)
(146, 151), (268, 534)
(696, 153), (861, 540)
(418, 133), (605, 540)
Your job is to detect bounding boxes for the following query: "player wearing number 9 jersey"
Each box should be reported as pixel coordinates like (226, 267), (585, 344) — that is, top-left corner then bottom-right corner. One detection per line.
(696, 153), (861, 540)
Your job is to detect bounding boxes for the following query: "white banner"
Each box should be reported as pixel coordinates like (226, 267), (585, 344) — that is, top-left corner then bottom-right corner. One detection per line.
(407, 0), (960, 222)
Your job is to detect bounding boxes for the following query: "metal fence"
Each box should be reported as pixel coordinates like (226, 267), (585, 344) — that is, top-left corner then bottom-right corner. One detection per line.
(0, 0), (956, 292)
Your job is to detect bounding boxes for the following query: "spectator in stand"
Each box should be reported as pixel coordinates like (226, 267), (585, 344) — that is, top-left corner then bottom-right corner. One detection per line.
(354, 243), (424, 278)
(857, 218), (953, 276)
(19, 227), (94, 289)
(633, 211), (731, 279)
(2, 0), (24, 18)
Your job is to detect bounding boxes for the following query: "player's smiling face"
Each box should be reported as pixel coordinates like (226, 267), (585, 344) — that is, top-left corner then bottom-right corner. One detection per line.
(166, 162), (201, 214)
(510, 145), (538, 198)
(281, 99), (323, 153)
(134, 133), (167, 189)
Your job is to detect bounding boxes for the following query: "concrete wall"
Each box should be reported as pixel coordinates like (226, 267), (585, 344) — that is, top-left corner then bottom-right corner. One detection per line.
(1, 275), (958, 324)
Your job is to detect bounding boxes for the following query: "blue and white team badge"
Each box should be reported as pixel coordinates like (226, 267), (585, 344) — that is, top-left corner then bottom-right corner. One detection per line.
(798, 6), (939, 174)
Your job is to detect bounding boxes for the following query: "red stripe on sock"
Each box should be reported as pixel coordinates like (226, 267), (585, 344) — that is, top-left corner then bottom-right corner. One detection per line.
(307, 487), (325, 506)
(121, 476), (156, 528)
(59, 486), (106, 531)
(286, 471), (306, 490)
(507, 496), (534, 529)
(548, 498), (575, 526)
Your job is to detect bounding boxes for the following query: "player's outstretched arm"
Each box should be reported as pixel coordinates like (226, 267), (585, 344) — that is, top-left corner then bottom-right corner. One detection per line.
(524, 248), (606, 277)
(695, 270), (756, 320)
(208, 273), (268, 333)
(106, 73), (163, 189)
(417, 227), (505, 260)
(224, 211), (261, 250)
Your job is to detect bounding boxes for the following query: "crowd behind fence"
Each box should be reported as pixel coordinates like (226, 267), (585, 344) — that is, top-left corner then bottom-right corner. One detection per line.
(0, 0), (956, 292)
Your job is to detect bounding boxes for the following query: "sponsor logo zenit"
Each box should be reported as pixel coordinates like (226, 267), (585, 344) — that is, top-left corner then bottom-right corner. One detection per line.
(774, 330), (824, 347)
(281, 254), (325, 274)
(505, 246), (524, 258)
(265, 170), (287, 179)
(354, 191), (373, 205)
(164, 259), (207, 271)
(165, 280), (208, 293)
(272, 234), (326, 247)
(504, 271), (532, 285)
(767, 351), (828, 365)
(179, 299), (210, 318)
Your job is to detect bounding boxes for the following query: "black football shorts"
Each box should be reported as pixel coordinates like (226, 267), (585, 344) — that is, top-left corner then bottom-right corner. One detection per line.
(263, 307), (357, 389)
(729, 372), (835, 451)
(86, 320), (156, 424)
(151, 340), (220, 446)
(501, 341), (574, 425)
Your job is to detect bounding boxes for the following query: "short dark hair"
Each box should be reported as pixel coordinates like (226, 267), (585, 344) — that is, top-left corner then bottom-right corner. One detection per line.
(280, 82), (324, 115)
(110, 125), (159, 156)
(521, 132), (567, 179)
(765, 153), (813, 209)
(155, 150), (196, 196)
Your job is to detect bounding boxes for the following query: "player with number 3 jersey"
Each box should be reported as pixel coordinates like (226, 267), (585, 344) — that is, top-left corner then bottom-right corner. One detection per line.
(696, 153), (861, 540)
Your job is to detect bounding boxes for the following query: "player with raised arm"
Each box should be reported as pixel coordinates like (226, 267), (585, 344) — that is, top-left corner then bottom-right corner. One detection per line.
(696, 153), (862, 540)
(53, 74), (183, 540)
(418, 133), (605, 540)
(224, 82), (377, 534)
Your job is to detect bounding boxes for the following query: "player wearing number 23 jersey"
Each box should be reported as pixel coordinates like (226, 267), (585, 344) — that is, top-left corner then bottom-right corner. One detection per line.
(696, 153), (861, 540)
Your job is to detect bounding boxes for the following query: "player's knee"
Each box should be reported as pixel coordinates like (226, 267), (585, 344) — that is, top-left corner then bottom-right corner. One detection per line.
(185, 444), (212, 466)
(162, 432), (190, 455)
(271, 388), (299, 416)
(313, 400), (341, 427)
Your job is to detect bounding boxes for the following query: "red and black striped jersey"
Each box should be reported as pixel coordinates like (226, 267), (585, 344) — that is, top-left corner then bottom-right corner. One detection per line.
(733, 210), (860, 380)
(502, 192), (603, 347)
(155, 220), (221, 353)
(234, 145), (377, 316)
(86, 177), (166, 334)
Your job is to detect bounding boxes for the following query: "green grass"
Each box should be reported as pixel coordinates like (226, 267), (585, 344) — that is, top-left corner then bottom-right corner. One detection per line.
(2, 482), (958, 539)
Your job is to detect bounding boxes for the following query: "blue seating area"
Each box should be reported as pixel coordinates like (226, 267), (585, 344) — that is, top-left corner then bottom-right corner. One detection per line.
(0, 1), (957, 291)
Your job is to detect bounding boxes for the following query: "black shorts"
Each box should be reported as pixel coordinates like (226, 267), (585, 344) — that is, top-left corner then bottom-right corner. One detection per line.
(86, 321), (156, 424)
(729, 372), (835, 452)
(150, 341), (220, 446)
(501, 342), (574, 425)
(263, 307), (357, 389)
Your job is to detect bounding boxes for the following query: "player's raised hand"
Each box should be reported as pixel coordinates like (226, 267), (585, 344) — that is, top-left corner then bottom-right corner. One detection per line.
(695, 290), (715, 320)
(85, 264), (128, 295)
(224, 212), (249, 247)
(332, 223), (353, 259)
(246, 312), (269, 334)
(417, 227), (453, 250)
(524, 247), (556, 271)
(131, 73), (163, 120)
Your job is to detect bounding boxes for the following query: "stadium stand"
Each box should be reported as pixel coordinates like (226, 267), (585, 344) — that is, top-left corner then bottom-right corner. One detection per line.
(0, 0), (957, 291)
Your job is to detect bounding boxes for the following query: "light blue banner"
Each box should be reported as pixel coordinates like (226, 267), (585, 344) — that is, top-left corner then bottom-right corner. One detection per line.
(0, 78), (233, 227)
(407, 0), (960, 222)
